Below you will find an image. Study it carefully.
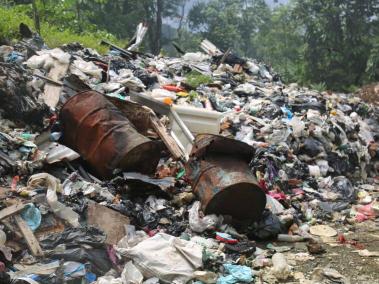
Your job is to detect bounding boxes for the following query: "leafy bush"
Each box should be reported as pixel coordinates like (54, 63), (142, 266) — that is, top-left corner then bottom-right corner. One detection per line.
(310, 82), (327, 93)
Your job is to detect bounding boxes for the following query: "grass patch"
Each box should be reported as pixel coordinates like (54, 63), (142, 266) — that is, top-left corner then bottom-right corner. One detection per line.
(0, 6), (126, 54)
(185, 70), (213, 88)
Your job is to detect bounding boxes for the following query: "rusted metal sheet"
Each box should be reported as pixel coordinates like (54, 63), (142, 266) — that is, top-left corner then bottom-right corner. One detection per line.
(186, 134), (266, 220)
(60, 90), (161, 178)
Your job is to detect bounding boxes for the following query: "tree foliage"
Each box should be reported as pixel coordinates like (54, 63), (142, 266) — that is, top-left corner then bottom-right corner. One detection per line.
(1, 0), (379, 91)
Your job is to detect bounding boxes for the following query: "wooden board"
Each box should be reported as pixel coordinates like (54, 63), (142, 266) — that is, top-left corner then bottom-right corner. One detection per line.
(14, 215), (44, 257)
(87, 202), (129, 245)
(0, 203), (27, 220)
(150, 114), (185, 160)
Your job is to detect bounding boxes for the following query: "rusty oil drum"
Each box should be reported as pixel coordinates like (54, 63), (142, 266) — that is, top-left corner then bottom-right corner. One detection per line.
(186, 134), (266, 220)
(60, 91), (161, 178)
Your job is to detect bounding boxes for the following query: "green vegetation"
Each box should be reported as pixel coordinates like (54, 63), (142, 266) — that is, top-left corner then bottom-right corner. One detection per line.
(1, 0), (379, 91)
(185, 71), (213, 88)
(0, 5), (123, 53)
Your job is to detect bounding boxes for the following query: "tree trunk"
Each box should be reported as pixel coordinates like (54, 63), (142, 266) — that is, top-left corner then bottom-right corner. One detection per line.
(177, 0), (186, 41)
(76, 0), (82, 33)
(142, 0), (155, 54)
(32, 0), (41, 34)
(155, 0), (163, 55)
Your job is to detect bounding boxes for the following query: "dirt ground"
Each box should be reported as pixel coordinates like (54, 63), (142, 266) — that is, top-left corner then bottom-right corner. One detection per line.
(255, 220), (379, 283)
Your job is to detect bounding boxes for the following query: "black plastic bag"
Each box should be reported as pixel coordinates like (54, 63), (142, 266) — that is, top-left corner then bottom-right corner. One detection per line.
(249, 210), (283, 240)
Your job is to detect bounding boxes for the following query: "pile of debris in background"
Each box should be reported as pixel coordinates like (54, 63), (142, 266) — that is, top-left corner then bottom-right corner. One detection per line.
(0, 23), (378, 284)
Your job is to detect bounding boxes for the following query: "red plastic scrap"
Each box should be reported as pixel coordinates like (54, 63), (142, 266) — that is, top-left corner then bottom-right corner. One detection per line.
(162, 85), (184, 92)
(268, 191), (287, 201)
(337, 234), (365, 250)
(11, 176), (19, 191)
(216, 232), (238, 244)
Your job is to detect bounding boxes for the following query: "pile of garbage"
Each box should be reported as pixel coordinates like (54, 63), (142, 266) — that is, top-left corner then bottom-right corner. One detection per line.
(0, 24), (378, 284)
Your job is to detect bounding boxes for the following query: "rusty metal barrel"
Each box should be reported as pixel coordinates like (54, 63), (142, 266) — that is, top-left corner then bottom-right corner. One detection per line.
(186, 134), (266, 220)
(60, 90), (161, 178)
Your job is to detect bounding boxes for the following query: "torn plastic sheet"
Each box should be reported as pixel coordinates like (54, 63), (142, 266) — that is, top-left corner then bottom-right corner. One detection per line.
(123, 172), (175, 194)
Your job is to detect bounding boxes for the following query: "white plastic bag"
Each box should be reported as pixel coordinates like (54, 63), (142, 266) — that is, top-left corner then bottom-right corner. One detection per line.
(189, 201), (221, 233)
(117, 225), (148, 254)
(121, 261), (143, 284)
(71, 59), (102, 80)
(125, 233), (203, 284)
(151, 88), (177, 100)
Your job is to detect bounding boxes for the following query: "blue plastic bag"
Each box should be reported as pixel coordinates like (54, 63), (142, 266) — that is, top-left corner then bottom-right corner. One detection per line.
(281, 106), (293, 120)
(21, 204), (42, 231)
(217, 264), (253, 284)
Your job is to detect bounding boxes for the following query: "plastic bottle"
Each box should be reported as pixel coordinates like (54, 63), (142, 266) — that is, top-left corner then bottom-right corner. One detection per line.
(277, 234), (305, 242)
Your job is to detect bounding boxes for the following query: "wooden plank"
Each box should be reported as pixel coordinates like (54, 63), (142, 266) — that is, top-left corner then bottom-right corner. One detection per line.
(0, 203), (27, 221)
(87, 202), (130, 245)
(149, 114), (186, 161)
(14, 215), (44, 257)
(219, 47), (231, 66)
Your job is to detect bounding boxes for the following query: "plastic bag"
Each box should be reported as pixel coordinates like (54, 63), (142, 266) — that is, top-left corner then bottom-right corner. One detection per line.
(249, 210), (283, 240)
(216, 264), (252, 284)
(27, 173), (80, 227)
(71, 59), (102, 80)
(151, 88), (177, 100)
(125, 233), (203, 284)
(121, 261), (143, 284)
(234, 83), (256, 96)
(189, 201), (221, 233)
(96, 276), (123, 284)
(117, 225), (148, 254)
(331, 176), (356, 202)
(21, 203), (41, 231)
(63, 261), (86, 280)
(265, 194), (284, 215)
